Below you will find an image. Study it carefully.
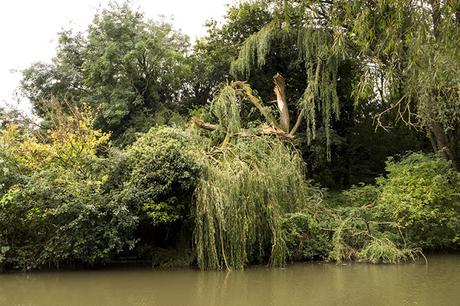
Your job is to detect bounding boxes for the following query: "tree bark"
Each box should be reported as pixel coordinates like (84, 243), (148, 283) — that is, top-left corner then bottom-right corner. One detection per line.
(191, 117), (293, 140)
(289, 109), (305, 137)
(431, 122), (458, 170)
(233, 81), (282, 130)
(273, 74), (290, 132)
(192, 117), (219, 131)
(193, 74), (299, 141)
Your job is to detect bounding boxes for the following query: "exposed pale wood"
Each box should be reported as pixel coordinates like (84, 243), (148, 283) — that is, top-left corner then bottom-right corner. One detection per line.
(273, 73), (290, 132)
(193, 74), (298, 142)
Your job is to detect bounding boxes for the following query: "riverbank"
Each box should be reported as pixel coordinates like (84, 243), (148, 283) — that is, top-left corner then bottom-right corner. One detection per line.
(3, 249), (457, 273)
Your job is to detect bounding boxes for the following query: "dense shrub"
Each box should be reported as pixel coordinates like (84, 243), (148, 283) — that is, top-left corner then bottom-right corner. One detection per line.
(0, 169), (137, 270)
(0, 108), (137, 270)
(1, 112), (459, 271)
(99, 126), (204, 263)
(122, 126), (202, 226)
(325, 204), (419, 264)
(322, 153), (460, 264)
(283, 211), (332, 261)
(377, 153), (460, 249)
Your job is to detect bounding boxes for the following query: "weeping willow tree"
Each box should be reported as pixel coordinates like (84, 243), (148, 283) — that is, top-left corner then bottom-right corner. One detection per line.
(190, 0), (458, 270)
(196, 0), (459, 165)
(341, 0), (460, 169)
(192, 1), (347, 159)
(191, 53), (323, 270)
(226, 1), (346, 159)
(193, 137), (321, 270)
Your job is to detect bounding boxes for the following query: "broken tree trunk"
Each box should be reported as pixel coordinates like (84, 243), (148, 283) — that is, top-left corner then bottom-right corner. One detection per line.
(273, 73), (290, 132)
(192, 73), (304, 141)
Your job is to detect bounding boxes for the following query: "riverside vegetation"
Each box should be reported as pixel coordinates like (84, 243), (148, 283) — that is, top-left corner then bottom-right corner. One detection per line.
(1, 0), (459, 271)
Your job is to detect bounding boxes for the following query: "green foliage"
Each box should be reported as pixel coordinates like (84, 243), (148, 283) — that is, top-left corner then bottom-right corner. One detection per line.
(0, 171), (136, 269)
(0, 246), (9, 265)
(282, 211), (331, 261)
(210, 85), (241, 136)
(230, 0), (460, 165)
(339, 0), (460, 165)
(357, 237), (420, 264)
(230, 20), (280, 77)
(123, 126), (201, 227)
(230, 12), (344, 159)
(4, 0), (460, 273)
(343, 0), (460, 130)
(194, 137), (321, 270)
(279, 182), (422, 265)
(377, 153), (460, 249)
(0, 121), (203, 270)
(109, 126), (202, 264)
(83, 4), (190, 127)
(325, 208), (411, 264)
(21, 3), (191, 145)
(322, 152), (460, 264)
(0, 106), (137, 270)
(187, 0), (274, 107)
(316, 182), (417, 264)
(341, 184), (381, 208)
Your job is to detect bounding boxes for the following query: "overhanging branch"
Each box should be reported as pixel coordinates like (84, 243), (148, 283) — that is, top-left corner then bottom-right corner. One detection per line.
(191, 117), (293, 140)
(232, 81), (282, 130)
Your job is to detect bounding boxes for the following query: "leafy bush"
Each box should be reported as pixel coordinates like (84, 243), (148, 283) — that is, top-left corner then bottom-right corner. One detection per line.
(122, 126), (202, 226)
(325, 205), (416, 264)
(377, 153), (460, 249)
(283, 211), (332, 261)
(323, 153), (460, 264)
(357, 237), (421, 264)
(0, 106), (137, 270)
(341, 184), (381, 208)
(0, 170), (137, 270)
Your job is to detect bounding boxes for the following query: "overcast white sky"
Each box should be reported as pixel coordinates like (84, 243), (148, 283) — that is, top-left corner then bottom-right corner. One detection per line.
(0, 0), (231, 113)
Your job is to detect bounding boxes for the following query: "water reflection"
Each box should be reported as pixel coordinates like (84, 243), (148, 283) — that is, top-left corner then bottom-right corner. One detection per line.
(0, 255), (458, 306)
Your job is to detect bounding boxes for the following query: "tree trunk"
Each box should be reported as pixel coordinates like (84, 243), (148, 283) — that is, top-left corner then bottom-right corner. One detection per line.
(431, 122), (458, 170)
(428, 4), (459, 170)
(273, 74), (290, 132)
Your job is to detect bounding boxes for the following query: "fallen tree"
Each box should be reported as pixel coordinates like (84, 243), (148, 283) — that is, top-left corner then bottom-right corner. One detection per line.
(192, 74), (304, 141)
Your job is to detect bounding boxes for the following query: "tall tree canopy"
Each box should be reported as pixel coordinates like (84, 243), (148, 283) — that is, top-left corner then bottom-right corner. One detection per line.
(21, 3), (191, 145)
(210, 0), (459, 165)
(187, 0), (274, 106)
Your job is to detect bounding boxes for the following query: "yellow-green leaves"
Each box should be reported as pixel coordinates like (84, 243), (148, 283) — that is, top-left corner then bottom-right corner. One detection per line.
(194, 137), (321, 270)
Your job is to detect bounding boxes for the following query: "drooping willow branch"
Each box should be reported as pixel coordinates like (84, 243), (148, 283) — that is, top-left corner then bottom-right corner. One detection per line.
(228, 17), (343, 160)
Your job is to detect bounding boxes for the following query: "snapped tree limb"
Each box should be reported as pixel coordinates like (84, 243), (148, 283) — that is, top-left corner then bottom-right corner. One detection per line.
(192, 73), (300, 141)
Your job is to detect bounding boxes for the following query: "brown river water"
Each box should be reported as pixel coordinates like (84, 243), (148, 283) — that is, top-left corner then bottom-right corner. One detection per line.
(0, 254), (459, 306)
